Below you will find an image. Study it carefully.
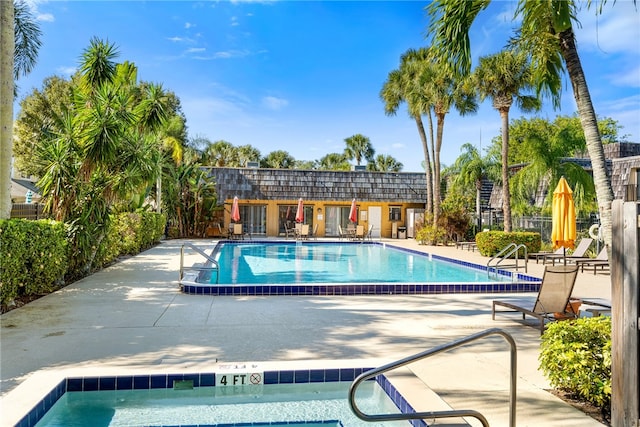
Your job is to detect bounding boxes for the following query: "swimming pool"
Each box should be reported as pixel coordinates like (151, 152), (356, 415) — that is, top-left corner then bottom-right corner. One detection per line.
(21, 368), (420, 427)
(180, 241), (540, 296)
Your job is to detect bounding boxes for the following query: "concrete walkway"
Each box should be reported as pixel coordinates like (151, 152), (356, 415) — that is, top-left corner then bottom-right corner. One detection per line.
(0, 238), (611, 426)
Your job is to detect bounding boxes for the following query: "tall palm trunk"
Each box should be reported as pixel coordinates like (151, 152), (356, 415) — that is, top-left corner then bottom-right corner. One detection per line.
(0, 1), (15, 219)
(475, 179), (482, 231)
(433, 112), (445, 227)
(500, 108), (512, 232)
(414, 114), (433, 214)
(558, 28), (614, 249)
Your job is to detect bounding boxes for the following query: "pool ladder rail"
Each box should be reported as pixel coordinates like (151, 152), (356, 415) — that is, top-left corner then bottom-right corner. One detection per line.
(179, 243), (219, 284)
(348, 328), (517, 427)
(487, 243), (528, 279)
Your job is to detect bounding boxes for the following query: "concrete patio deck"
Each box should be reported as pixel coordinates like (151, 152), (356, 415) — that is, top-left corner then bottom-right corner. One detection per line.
(0, 238), (611, 426)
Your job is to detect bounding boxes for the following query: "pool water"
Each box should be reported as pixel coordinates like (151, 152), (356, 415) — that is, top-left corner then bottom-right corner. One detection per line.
(34, 381), (408, 427)
(213, 242), (505, 285)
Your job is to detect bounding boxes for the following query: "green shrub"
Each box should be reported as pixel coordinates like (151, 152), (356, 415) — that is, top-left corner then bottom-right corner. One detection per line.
(97, 212), (166, 267)
(475, 231), (541, 257)
(416, 225), (446, 245)
(539, 316), (611, 409)
(0, 219), (68, 304)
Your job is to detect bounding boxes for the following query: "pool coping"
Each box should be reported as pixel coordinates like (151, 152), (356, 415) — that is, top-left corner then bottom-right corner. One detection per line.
(180, 240), (541, 296)
(14, 361), (431, 427)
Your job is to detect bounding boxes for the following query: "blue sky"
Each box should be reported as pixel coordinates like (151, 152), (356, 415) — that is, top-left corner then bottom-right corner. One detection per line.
(16, 0), (640, 172)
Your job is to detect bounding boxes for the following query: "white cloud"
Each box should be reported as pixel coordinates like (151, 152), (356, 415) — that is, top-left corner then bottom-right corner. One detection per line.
(24, 0), (54, 22)
(186, 47), (206, 54)
(231, 16), (239, 27)
(576, 3), (640, 55)
(391, 142), (405, 149)
(36, 12), (54, 22)
(262, 96), (289, 111)
(56, 66), (76, 76)
(185, 22), (194, 29)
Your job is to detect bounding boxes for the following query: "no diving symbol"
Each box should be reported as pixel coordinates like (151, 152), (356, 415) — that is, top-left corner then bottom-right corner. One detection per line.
(250, 373), (262, 384)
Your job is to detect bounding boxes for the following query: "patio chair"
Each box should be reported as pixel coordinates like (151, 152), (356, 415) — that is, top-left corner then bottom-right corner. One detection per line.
(492, 265), (580, 334)
(231, 224), (244, 240)
(297, 224), (310, 240)
(337, 225), (348, 240)
(284, 222), (296, 239)
(543, 238), (593, 265)
(310, 223), (319, 240)
(528, 247), (563, 264)
(573, 247), (609, 274)
(365, 224), (374, 241)
(353, 225), (365, 241)
(217, 223), (230, 239)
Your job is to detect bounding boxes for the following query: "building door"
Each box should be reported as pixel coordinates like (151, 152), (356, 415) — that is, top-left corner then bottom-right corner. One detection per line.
(368, 206), (381, 238)
(240, 205), (267, 235)
(325, 206), (351, 237)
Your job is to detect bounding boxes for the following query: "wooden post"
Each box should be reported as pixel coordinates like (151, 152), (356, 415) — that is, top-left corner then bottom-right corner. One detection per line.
(611, 200), (640, 426)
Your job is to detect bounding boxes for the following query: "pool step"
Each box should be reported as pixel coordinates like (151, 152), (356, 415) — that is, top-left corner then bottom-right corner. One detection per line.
(385, 369), (472, 426)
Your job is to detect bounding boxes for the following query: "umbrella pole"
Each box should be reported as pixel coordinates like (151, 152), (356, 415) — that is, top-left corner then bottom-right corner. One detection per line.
(563, 247), (567, 266)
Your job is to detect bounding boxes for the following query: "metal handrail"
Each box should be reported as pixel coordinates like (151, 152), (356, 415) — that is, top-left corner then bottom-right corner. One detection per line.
(348, 328), (517, 427)
(487, 243), (528, 277)
(180, 243), (219, 284)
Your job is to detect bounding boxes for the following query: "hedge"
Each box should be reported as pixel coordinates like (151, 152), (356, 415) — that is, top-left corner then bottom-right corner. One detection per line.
(0, 219), (68, 304)
(475, 231), (541, 257)
(540, 316), (611, 409)
(1, 212), (165, 306)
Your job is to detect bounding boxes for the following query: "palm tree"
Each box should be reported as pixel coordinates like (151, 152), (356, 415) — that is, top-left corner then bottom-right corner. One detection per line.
(261, 150), (295, 169)
(426, 0), (615, 247)
(236, 144), (261, 167)
(202, 140), (237, 167)
(318, 153), (351, 171)
(344, 134), (375, 166)
(509, 117), (596, 217)
(380, 49), (434, 215)
(403, 48), (478, 228)
(369, 154), (403, 172)
(451, 143), (496, 231)
(0, 0), (41, 219)
(472, 49), (541, 232)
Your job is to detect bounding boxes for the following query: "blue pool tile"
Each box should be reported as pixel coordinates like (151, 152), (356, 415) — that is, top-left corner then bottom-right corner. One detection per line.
(324, 369), (340, 382)
(150, 374), (167, 389)
(279, 370), (294, 383)
(310, 369), (324, 382)
(294, 370), (310, 383)
(83, 377), (99, 391)
(339, 368), (355, 381)
(133, 375), (150, 389)
(116, 376), (133, 390)
(200, 373), (215, 387)
(67, 378), (83, 392)
(263, 371), (279, 384)
(99, 376), (116, 390)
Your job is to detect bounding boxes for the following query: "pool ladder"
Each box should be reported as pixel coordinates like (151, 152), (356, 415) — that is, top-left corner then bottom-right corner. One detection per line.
(348, 328), (517, 427)
(179, 243), (219, 284)
(487, 243), (528, 279)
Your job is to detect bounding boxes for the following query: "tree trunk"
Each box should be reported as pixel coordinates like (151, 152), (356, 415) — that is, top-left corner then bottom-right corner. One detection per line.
(414, 114), (433, 215)
(0, 1), (15, 219)
(427, 109), (436, 218)
(433, 112), (445, 228)
(559, 28), (614, 250)
(476, 179), (482, 231)
(500, 108), (512, 232)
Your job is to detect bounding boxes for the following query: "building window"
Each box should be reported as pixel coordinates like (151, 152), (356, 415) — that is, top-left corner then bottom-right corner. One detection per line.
(389, 206), (401, 221)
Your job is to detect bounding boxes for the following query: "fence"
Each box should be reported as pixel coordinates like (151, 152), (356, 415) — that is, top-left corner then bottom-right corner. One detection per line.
(10, 203), (46, 220)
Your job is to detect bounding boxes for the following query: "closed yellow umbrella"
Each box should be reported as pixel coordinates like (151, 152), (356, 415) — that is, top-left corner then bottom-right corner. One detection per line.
(551, 177), (576, 262)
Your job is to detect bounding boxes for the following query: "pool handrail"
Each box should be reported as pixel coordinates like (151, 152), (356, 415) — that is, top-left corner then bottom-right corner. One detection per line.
(348, 327), (517, 427)
(487, 243), (528, 278)
(180, 243), (219, 284)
